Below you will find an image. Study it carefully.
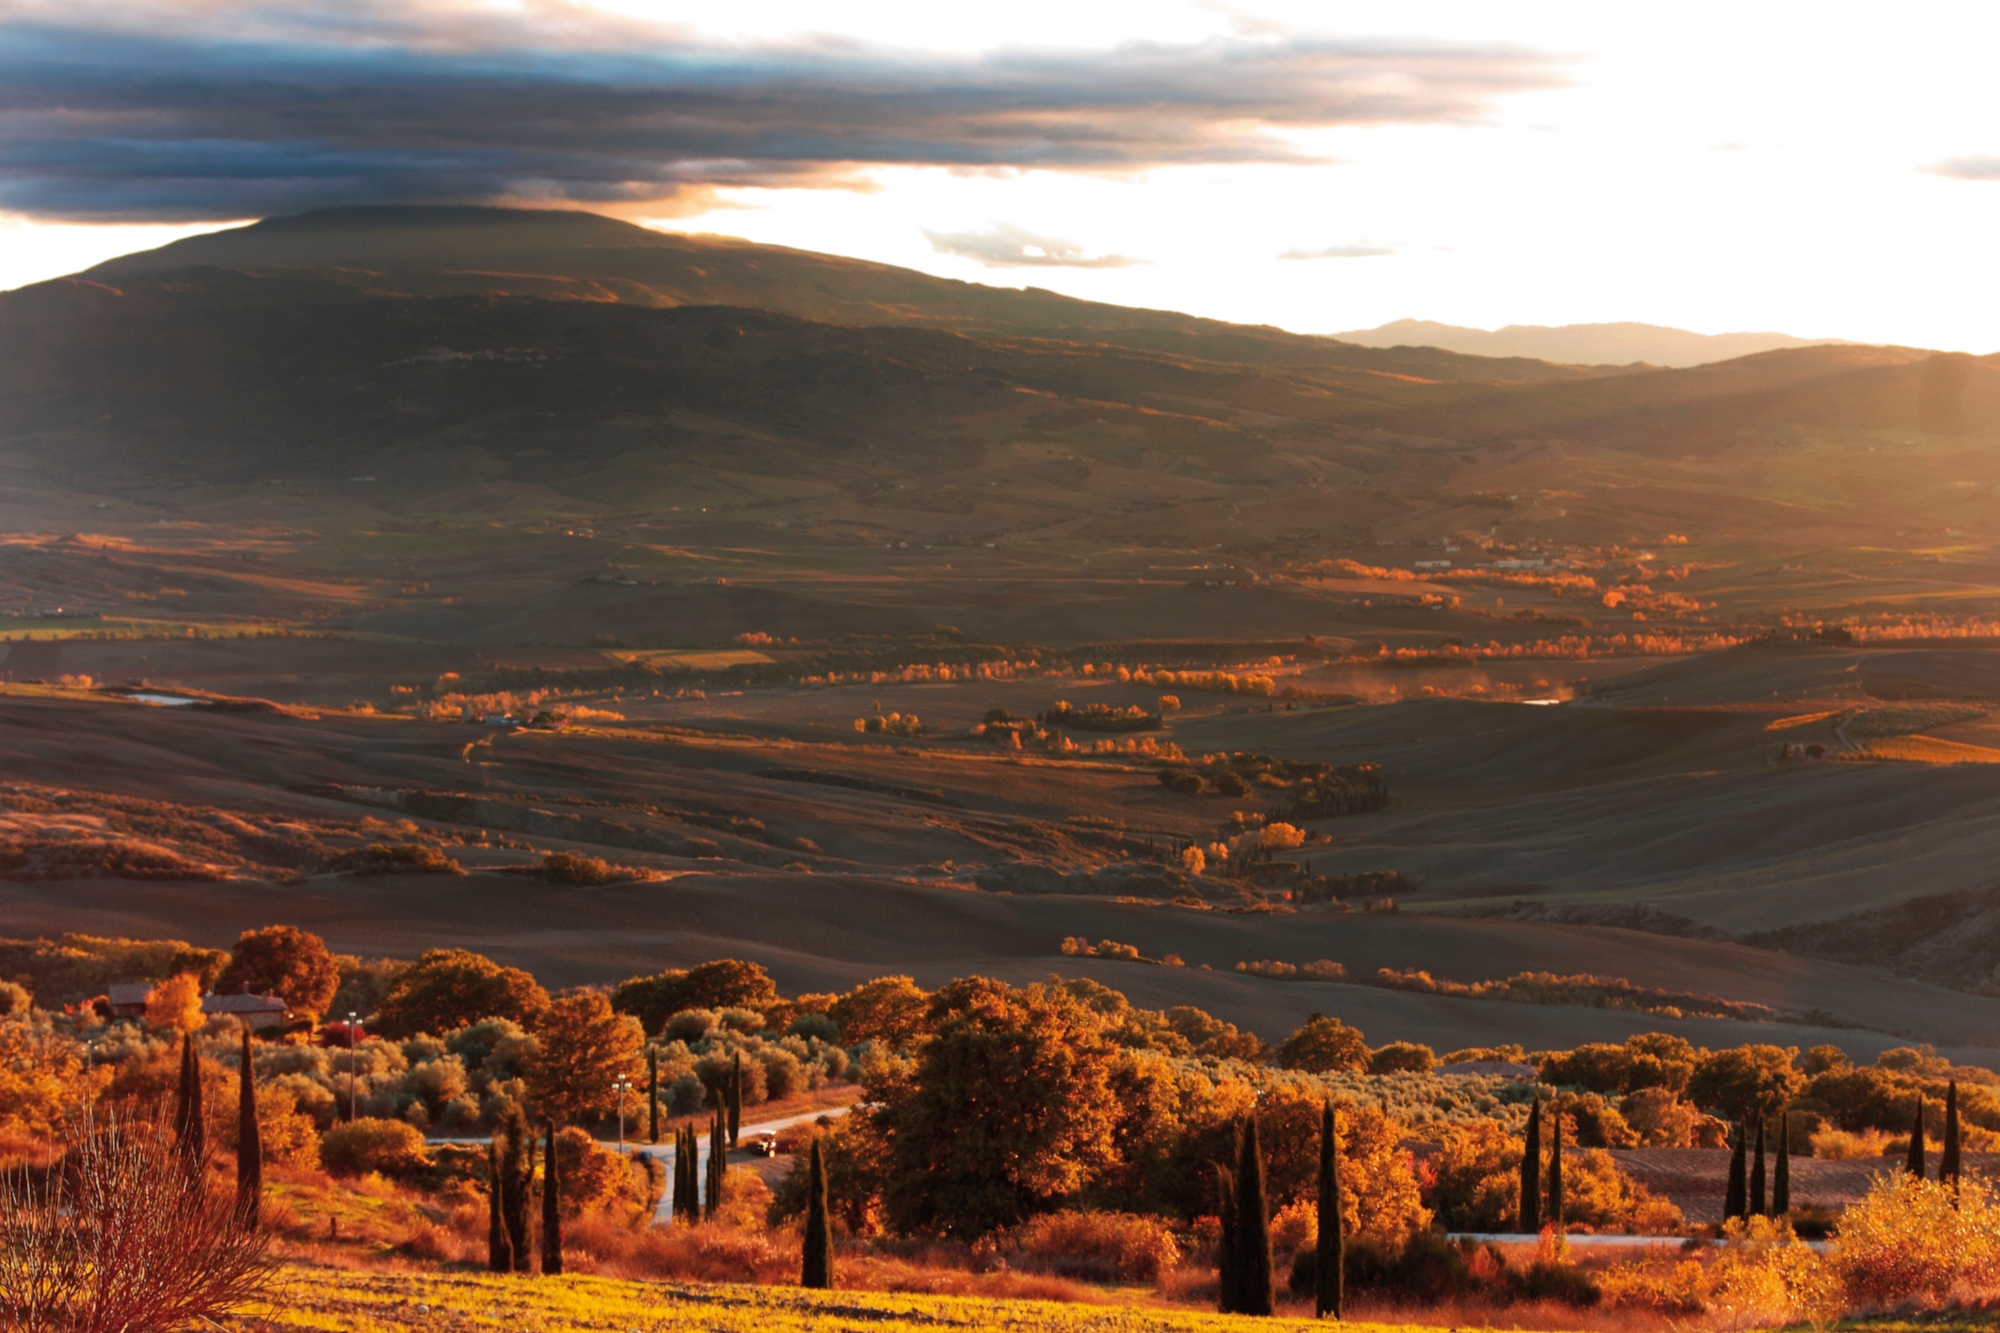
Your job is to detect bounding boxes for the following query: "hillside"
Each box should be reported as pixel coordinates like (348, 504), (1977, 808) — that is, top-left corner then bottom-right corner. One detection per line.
(1335, 318), (1846, 368)
(81, 206), (1579, 385)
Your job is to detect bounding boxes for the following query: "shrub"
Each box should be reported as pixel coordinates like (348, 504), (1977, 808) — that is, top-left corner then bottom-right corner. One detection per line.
(1004, 1210), (1182, 1283)
(1276, 1015), (1369, 1074)
(330, 843), (463, 875)
(0, 981), (28, 1017)
(539, 852), (650, 885)
(1833, 1173), (2000, 1308)
(320, 1117), (430, 1177)
(1368, 1042), (1436, 1075)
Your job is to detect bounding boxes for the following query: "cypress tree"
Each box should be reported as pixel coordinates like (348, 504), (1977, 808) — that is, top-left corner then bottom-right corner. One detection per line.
(174, 1031), (206, 1167)
(648, 1047), (660, 1145)
(235, 1026), (262, 1226)
(1235, 1116), (1275, 1317)
(801, 1138), (833, 1289)
(1941, 1082), (1962, 1188)
(674, 1124), (698, 1225)
(1772, 1113), (1790, 1218)
(499, 1105), (532, 1271)
(541, 1123), (563, 1275)
(1906, 1098), (1926, 1180)
(1724, 1123), (1747, 1223)
(1547, 1107), (1564, 1232)
(1315, 1100), (1343, 1320)
(1216, 1163), (1239, 1314)
(1519, 1101), (1542, 1234)
(1749, 1120), (1767, 1218)
(706, 1106), (726, 1220)
(729, 1052), (743, 1148)
(486, 1138), (512, 1272)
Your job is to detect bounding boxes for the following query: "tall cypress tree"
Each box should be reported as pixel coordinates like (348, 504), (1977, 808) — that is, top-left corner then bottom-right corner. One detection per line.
(1315, 1100), (1343, 1320)
(1749, 1120), (1767, 1218)
(1771, 1114), (1790, 1217)
(541, 1123), (563, 1275)
(174, 1032), (206, 1167)
(1724, 1123), (1747, 1223)
(1235, 1116), (1275, 1317)
(235, 1026), (262, 1226)
(486, 1138), (512, 1272)
(1215, 1164), (1239, 1314)
(801, 1138), (833, 1289)
(706, 1106), (727, 1220)
(729, 1052), (743, 1148)
(1547, 1107), (1564, 1232)
(1519, 1101), (1542, 1234)
(1941, 1082), (1962, 1188)
(1906, 1099), (1927, 1180)
(499, 1105), (533, 1271)
(648, 1047), (660, 1145)
(674, 1124), (698, 1225)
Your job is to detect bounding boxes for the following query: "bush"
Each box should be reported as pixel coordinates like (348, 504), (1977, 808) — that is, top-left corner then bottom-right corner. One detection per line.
(1004, 1210), (1182, 1283)
(330, 843), (463, 875)
(1833, 1174), (2000, 1308)
(1369, 1041), (1436, 1075)
(0, 980), (30, 1016)
(320, 1117), (430, 1177)
(539, 852), (650, 885)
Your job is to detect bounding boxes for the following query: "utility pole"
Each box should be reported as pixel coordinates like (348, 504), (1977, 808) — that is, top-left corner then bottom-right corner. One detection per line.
(613, 1079), (631, 1154)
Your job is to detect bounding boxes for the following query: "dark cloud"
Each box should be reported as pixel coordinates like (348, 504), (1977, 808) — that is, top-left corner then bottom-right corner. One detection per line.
(1278, 242), (1396, 259)
(0, 5), (1569, 221)
(1924, 156), (2000, 181)
(924, 223), (1142, 268)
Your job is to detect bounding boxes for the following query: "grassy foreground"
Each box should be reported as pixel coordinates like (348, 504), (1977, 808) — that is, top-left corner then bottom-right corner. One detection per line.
(237, 1263), (1481, 1333)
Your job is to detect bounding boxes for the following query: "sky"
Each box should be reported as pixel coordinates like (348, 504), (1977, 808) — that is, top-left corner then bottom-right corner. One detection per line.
(4, 1), (1999, 350)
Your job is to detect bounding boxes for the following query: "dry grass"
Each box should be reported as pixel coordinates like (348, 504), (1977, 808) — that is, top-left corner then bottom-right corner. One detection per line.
(1860, 735), (2000, 764)
(227, 1261), (1551, 1333)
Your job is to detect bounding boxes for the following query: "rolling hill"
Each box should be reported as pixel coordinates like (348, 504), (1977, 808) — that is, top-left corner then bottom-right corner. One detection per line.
(1334, 318), (1846, 368)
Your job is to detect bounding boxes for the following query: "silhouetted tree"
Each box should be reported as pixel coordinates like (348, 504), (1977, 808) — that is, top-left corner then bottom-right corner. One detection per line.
(729, 1052), (743, 1148)
(174, 1033), (205, 1169)
(1519, 1101), (1542, 1233)
(541, 1123), (562, 1275)
(486, 1140), (511, 1272)
(801, 1138), (832, 1289)
(1772, 1114), (1790, 1217)
(1234, 1116), (1275, 1316)
(498, 1105), (532, 1272)
(1216, 1163), (1239, 1314)
(1724, 1123), (1747, 1222)
(1316, 1100), (1343, 1320)
(1941, 1082), (1962, 1188)
(1906, 1099), (1926, 1180)
(706, 1106), (726, 1220)
(648, 1047), (660, 1145)
(235, 1027), (261, 1226)
(1749, 1120), (1767, 1217)
(1548, 1107), (1564, 1231)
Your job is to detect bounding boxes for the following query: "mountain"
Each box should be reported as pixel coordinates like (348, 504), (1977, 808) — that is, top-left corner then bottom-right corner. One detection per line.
(85, 207), (1579, 387)
(4, 204), (1995, 525)
(1333, 318), (1845, 368)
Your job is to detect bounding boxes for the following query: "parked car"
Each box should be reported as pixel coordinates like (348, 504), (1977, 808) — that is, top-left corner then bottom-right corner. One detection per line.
(748, 1132), (779, 1158)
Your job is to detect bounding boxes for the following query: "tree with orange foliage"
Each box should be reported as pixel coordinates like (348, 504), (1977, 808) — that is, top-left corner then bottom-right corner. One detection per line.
(522, 991), (645, 1126)
(146, 973), (205, 1033)
(828, 976), (932, 1050)
(882, 978), (1119, 1237)
(214, 926), (338, 1020)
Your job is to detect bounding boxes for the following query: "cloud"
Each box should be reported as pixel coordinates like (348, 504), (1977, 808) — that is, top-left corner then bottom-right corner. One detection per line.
(0, 3), (1570, 221)
(1924, 156), (2000, 181)
(924, 222), (1142, 268)
(1278, 243), (1396, 259)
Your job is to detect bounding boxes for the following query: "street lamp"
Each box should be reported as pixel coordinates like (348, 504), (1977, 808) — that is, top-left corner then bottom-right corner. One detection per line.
(346, 1011), (359, 1121)
(613, 1079), (632, 1154)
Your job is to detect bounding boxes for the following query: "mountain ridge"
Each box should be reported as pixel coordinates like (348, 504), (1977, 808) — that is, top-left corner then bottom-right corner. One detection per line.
(1335, 317), (1847, 369)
